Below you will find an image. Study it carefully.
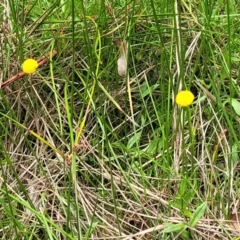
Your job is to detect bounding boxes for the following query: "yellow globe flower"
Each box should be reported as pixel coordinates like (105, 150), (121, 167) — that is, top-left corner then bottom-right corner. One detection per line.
(176, 90), (194, 107)
(22, 58), (38, 74)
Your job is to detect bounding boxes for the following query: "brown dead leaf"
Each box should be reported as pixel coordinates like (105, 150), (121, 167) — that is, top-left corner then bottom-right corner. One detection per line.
(229, 213), (240, 232)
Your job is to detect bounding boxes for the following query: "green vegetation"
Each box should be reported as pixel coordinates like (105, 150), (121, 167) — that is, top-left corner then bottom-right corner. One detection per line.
(1, 0), (240, 239)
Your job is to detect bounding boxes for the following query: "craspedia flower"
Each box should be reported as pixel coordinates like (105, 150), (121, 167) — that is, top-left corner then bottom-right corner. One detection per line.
(22, 58), (38, 74)
(176, 90), (194, 107)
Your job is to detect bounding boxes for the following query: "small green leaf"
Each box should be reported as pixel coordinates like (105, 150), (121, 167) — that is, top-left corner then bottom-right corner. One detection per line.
(231, 143), (239, 164)
(180, 229), (191, 240)
(182, 209), (193, 218)
(231, 57), (240, 62)
(162, 222), (186, 233)
(139, 83), (159, 98)
(229, 98), (240, 116)
(179, 178), (188, 195)
(127, 131), (142, 148)
(188, 202), (207, 228)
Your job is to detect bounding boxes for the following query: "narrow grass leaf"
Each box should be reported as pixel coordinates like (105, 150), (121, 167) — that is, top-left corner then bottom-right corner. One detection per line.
(188, 202), (207, 228)
(162, 222), (186, 233)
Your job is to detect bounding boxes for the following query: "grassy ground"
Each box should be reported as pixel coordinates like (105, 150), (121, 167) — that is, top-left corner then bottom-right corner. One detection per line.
(1, 0), (240, 239)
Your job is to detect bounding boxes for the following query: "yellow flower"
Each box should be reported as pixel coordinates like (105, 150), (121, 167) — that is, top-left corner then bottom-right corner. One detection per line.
(22, 58), (38, 74)
(176, 90), (194, 107)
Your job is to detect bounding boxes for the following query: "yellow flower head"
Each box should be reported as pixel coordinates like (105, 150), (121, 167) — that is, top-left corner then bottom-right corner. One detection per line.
(22, 58), (38, 74)
(176, 90), (194, 107)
